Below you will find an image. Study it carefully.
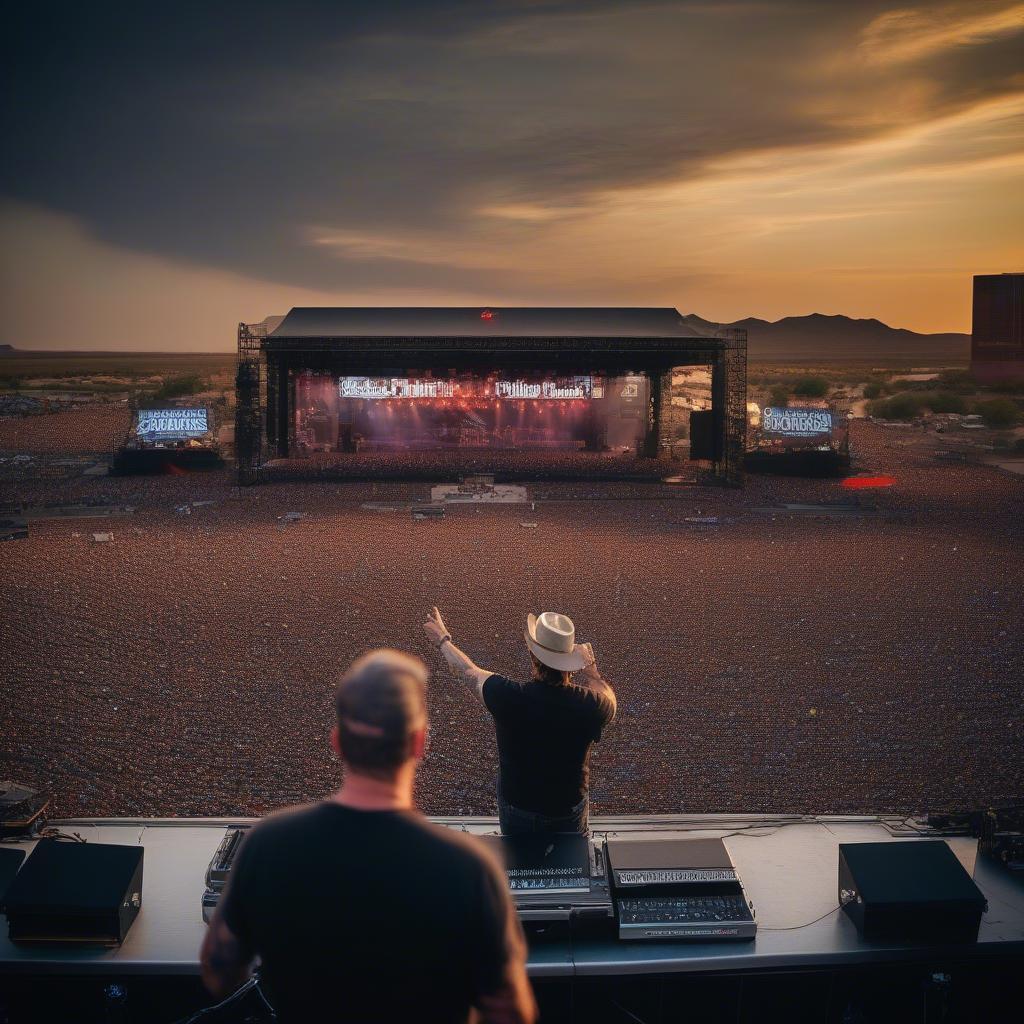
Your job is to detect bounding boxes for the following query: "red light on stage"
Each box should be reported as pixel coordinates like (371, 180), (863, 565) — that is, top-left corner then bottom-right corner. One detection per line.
(842, 475), (897, 489)
(480, 309), (496, 320)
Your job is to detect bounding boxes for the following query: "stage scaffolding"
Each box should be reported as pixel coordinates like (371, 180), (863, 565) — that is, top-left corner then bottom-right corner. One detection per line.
(235, 320), (267, 485)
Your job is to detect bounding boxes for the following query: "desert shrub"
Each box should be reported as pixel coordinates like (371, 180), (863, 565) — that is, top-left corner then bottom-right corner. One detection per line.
(863, 382), (882, 399)
(935, 370), (977, 395)
(793, 376), (829, 398)
(152, 374), (204, 400)
(974, 397), (1020, 428)
(989, 377), (1024, 395)
(921, 391), (968, 414)
(768, 384), (790, 407)
(869, 392), (924, 420)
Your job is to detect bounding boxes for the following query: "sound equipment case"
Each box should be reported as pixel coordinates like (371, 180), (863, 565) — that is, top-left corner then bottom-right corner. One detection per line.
(2, 839), (144, 946)
(838, 840), (986, 943)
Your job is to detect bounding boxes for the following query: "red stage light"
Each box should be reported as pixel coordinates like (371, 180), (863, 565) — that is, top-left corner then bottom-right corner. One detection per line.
(842, 475), (897, 489)
(480, 309), (496, 320)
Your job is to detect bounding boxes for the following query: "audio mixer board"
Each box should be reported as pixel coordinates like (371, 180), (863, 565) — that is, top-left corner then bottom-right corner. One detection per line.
(606, 837), (756, 941)
(202, 826), (754, 942)
(477, 832), (614, 927)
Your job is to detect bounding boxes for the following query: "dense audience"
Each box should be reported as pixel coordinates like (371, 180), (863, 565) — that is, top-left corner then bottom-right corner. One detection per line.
(1, 414), (1022, 820)
(269, 448), (670, 482)
(0, 404), (130, 456)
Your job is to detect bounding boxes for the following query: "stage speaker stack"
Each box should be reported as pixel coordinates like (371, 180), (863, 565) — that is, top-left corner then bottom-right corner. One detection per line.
(2, 839), (144, 945)
(838, 840), (986, 943)
(688, 410), (722, 461)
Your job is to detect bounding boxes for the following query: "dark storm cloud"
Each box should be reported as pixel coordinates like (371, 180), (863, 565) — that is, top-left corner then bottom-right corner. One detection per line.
(2, 1), (1022, 292)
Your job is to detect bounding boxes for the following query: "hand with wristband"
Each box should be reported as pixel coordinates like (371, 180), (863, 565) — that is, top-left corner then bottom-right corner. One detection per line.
(423, 606), (452, 649)
(422, 606), (493, 703)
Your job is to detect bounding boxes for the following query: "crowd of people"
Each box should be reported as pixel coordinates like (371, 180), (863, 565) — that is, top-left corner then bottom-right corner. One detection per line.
(267, 447), (671, 482)
(1, 413), (1022, 822)
(0, 404), (130, 457)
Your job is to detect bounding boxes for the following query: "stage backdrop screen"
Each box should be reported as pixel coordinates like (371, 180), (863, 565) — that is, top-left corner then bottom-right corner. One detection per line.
(760, 406), (832, 438)
(337, 376), (593, 400)
(136, 408), (210, 441)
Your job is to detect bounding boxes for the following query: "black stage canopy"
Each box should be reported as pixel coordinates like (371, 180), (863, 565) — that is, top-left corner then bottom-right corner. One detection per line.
(267, 306), (721, 340)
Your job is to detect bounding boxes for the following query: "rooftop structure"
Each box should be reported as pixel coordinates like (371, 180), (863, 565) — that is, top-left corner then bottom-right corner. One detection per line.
(971, 274), (1024, 383)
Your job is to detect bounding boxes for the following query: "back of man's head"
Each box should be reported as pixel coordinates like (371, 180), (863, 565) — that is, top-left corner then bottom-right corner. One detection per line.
(335, 649), (428, 779)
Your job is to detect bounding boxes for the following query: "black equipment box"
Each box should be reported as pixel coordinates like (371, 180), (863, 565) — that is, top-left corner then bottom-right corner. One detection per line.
(3, 840), (144, 946)
(838, 840), (987, 943)
(0, 848), (26, 904)
(606, 837), (756, 941)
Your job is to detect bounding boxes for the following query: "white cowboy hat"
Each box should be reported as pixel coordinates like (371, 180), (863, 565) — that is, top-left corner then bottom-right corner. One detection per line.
(525, 612), (590, 672)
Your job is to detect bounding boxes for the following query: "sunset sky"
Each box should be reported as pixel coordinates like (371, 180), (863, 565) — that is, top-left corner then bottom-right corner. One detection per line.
(2, 1), (1022, 350)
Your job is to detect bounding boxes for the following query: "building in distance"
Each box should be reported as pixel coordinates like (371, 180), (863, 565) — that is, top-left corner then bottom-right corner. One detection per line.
(971, 273), (1024, 383)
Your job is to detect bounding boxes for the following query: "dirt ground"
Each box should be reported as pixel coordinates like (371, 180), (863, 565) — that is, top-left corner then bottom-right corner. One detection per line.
(2, 418), (1022, 819)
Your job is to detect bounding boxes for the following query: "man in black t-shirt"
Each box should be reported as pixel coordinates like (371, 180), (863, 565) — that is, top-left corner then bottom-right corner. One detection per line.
(200, 649), (536, 1024)
(424, 608), (616, 835)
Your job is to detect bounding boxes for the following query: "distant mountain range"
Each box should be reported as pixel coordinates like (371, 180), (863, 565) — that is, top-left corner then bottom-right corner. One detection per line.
(682, 313), (969, 361)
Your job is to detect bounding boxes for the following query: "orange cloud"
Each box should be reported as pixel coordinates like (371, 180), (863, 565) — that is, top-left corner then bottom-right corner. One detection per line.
(860, 2), (1024, 65)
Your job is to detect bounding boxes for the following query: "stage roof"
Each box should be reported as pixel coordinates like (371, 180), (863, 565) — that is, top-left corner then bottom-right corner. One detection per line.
(268, 307), (723, 340)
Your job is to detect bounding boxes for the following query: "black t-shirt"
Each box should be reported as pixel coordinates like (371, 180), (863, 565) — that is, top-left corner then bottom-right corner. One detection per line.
(219, 802), (525, 1024)
(483, 674), (616, 815)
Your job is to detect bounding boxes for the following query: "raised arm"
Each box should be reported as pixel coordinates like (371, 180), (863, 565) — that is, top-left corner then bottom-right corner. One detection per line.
(578, 642), (617, 721)
(423, 607), (492, 703)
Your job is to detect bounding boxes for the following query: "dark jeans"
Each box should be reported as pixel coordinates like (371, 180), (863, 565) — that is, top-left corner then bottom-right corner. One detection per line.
(497, 783), (590, 836)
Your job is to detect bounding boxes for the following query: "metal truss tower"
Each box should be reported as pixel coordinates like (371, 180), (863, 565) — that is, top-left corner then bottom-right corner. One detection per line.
(235, 321), (267, 485)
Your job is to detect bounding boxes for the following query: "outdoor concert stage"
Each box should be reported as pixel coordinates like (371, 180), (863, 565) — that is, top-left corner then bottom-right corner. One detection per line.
(234, 308), (747, 485)
(1, 815), (1021, 1023)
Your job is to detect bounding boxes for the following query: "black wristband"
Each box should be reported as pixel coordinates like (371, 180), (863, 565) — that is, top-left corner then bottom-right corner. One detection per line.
(436, 634), (451, 649)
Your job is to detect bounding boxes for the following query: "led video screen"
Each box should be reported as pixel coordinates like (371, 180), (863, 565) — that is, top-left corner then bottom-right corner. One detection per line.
(337, 376), (595, 401)
(295, 372), (645, 453)
(136, 408), (210, 441)
(760, 407), (832, 437)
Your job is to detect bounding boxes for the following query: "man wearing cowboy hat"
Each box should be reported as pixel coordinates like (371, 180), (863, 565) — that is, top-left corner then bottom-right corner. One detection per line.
(423, 607), (616, 835)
